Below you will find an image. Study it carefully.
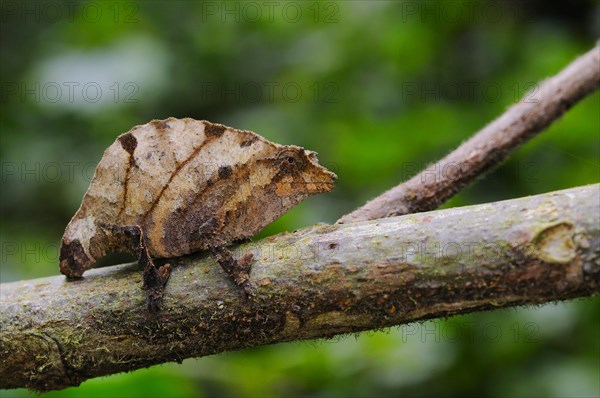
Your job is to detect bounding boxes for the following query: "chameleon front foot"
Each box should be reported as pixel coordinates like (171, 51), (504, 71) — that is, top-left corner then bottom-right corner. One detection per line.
(210, 246), (254, 296)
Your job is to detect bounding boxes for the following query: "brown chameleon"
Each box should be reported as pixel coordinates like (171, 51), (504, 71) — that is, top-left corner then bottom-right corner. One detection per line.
(59, 117), (337, 310)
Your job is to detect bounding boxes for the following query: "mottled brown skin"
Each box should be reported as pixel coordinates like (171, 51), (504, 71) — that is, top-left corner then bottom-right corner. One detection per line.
(59, 118), (337, 309)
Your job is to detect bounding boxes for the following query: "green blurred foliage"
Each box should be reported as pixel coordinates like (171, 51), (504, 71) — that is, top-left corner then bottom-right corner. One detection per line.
(1, 1), (598, 397)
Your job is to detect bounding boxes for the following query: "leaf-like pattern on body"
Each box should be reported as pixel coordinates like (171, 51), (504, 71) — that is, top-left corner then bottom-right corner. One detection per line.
(60, 117), (337, 278)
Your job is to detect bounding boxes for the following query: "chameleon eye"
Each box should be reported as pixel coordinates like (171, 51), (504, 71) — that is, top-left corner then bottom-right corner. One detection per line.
(276, 149), (304, 169)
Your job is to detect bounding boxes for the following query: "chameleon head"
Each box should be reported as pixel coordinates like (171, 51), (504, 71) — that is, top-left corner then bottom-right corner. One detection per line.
(272, 145), (337, 196)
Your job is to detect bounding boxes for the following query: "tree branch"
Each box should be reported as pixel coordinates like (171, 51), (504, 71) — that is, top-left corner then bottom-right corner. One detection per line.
(2, 184), (598, 391)
(337, 43), (600, 224)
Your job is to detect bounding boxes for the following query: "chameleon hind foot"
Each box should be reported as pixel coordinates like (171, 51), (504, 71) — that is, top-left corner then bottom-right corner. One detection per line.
(122, 225), (172, 311)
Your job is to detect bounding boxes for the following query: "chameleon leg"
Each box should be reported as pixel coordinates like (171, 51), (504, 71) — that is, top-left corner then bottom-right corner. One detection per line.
(198, 217), (254, 296)
(122, 225), (171, 311)
(210, 245), (254, 296)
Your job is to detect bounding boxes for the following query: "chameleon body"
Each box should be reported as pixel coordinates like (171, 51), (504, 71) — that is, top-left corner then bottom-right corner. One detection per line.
(59, 117), (337, 309)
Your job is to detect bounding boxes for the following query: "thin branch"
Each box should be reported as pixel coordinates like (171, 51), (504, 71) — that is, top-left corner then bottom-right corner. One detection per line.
(2, 184), (599, 391)
(337, 43), (600, 224)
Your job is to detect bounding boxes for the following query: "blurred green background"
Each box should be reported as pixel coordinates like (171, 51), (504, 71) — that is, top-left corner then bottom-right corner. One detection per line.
(1, 1), (599, 397)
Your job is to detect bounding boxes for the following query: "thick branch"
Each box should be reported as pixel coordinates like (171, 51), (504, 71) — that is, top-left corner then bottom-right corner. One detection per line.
(1, 184), (599, 391)
(338, 43), (600, 224)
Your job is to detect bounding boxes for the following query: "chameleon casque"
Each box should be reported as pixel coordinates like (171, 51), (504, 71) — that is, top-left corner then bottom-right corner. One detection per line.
(59, 117), (337, 310)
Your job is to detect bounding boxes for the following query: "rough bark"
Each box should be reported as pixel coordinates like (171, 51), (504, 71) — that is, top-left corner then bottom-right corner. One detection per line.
(337, 43), (600, 224)
(2, 184), (599, 392)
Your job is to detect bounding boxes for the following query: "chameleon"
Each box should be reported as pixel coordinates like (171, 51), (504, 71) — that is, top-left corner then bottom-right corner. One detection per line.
(59, 117), (337, 310)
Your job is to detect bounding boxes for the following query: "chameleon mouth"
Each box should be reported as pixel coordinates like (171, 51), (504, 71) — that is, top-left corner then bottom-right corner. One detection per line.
(320, 170), (337, 191)
(305, 150), (338, 186)
(302, 170), (337, 193)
